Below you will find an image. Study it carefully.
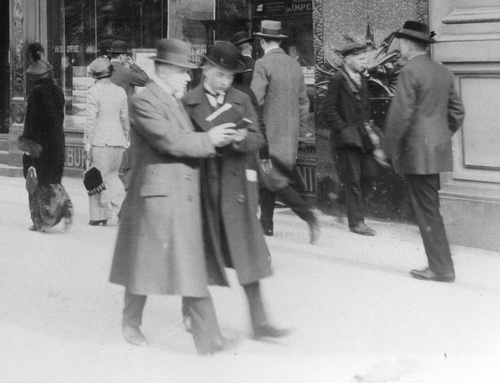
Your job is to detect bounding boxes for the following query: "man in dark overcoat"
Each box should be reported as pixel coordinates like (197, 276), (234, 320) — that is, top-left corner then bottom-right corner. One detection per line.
(183, 41), (291, 340)
(385, 21), (465, 283)
(108, 40), (150, 100)
(251, 20), (321, 244)
(109, 39), (236, 354)
(321, 42), (378, 236)
(231, 31), (255, 87)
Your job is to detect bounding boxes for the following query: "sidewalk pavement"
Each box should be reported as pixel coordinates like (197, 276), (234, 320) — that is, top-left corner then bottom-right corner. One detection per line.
(1, 175), (500, 383)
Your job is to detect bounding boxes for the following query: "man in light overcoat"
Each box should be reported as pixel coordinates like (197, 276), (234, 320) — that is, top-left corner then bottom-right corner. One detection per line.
(385, 21), (465, 283)
(183, 41), (291, 340)
(251, 20), (321, 244)
(109, 39), (235, 354)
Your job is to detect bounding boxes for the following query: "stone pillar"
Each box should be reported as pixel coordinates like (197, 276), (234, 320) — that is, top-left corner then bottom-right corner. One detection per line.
(430, 1), (500, 251)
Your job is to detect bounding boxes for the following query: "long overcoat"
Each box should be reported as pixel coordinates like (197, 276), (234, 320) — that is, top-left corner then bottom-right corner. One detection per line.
(182, 85), (272, 287)
(251, 48), (310, 191)
(109, 81), (217, 297)
(385, 54), (464, 175)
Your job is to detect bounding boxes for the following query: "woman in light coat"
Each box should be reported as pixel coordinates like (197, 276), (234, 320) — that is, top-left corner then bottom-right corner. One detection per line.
(84, 57), (130, 226)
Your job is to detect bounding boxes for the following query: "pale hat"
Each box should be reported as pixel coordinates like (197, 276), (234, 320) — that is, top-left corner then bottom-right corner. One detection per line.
(254, 20), (288, 39)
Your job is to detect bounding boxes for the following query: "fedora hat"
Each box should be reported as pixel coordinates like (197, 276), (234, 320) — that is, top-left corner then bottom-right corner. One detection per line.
(150, 39), (197, 69)
(338, 42), (368, 57)
(395, 20), (435, 44)
(108, 40), (132, 54)
(26, 60), (53, 77)
(231, 31), (254, 46)
(203, 41), (246, 73)
(89, 57), (114, 79)
(254, 20), (288, 39)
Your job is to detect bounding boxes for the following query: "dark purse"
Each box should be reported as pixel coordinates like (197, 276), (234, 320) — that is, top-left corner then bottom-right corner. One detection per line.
(26, 166), (38, 195)
(83, 160), (106, 196)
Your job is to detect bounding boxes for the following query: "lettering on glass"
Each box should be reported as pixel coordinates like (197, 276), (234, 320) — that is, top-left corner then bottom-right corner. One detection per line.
(65, 146), (87, 169)
(54, 45), (80, 53)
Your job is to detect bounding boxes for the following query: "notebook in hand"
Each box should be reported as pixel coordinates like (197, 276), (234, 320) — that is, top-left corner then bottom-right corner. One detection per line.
(205, 103), (252, 130)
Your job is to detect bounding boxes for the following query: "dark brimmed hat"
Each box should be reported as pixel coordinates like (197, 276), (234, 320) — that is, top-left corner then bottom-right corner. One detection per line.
(338, 42), (368, 57)
(203, 41), (246, 73)
(395, 21), (435, 44)
(27, 60), (53, 76)
(231, 31), (254, 46)
(254, 20), (288, 39)
(150, 39), (197, 69)
(108, 40), (132, 54)
(89, 57), (114, 79)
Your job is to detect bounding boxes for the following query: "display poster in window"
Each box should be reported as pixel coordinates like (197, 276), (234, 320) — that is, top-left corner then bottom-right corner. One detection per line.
(133, 49), (157, 91)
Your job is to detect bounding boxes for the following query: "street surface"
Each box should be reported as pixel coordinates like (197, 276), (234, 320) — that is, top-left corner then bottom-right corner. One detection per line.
(1, 175), (500, 382)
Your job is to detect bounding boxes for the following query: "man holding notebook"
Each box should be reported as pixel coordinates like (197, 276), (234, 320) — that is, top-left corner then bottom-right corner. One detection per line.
(182, 41), (291, 340)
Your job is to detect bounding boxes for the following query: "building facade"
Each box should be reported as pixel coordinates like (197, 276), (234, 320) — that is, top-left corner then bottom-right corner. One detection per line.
(2, 0), (499, 251)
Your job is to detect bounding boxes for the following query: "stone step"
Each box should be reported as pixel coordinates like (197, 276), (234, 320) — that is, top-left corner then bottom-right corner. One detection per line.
(0, 150), (8, 164)
(0, 164), (23, 177)
(0, 139), (9, 151)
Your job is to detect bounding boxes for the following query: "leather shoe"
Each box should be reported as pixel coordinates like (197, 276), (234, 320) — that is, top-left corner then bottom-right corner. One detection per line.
(410, 268), (455, 283)
(261, 221), (273, 236)
(122, 325), (148, 346)
(308, 220), (320, 245)
(349, 222), (376, 236)
(198, 337), (239, 355)
(253, 323), (293, 340)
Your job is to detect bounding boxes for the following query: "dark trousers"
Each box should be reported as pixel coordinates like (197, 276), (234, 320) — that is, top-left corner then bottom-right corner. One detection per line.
(259, 185), (314, 226)
(404, 174), (454, 274)
(181, 281), (268, 333)
(123, 290), (223, 354)
(338, 147), (377, 227)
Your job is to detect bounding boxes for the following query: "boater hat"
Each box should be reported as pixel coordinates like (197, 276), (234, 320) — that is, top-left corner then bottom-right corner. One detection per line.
(203, 41), (246, 73)
(395, 20), (435, 44)
(254, 20), (288, 39)
(231, 31), (254, 46)
(150, 39), (197, 69)
(89, 57), (114, 79)
(108, 40), (132, 54)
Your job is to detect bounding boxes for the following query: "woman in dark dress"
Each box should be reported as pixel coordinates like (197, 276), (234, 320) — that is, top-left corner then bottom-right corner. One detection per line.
(18, 43), (73, 232)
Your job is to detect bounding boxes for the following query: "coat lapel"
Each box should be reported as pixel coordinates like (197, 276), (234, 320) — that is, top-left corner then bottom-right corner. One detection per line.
(183, 85), (217, 132)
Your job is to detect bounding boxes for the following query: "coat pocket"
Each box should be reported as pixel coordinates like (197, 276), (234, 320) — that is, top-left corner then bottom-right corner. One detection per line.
(139, 183), (171, 197)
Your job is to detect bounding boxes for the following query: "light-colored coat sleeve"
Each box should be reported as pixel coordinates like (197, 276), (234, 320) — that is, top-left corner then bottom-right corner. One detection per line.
(84, 89), (98, 147)
(250, 60), (268, 107)
(130, 91), (216, 158)
(119, 92), (130, 144)
(298, 75), (310, 135)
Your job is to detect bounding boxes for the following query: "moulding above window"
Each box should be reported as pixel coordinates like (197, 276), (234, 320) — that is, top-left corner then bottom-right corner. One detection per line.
(442, 6), (500, 24)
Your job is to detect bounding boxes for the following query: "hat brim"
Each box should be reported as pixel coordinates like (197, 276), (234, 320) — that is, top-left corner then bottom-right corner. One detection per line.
(395, 29), (435, 44)
(108, 49), (132, 54)
(203, 55), (246, 73)
(150, 56), (198, 69)
(254, 32), (287, 39)
(234, 37), (254, 46)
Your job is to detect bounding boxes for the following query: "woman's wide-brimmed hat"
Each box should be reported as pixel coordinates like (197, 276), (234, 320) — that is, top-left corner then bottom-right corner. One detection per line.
(26, 60), (53, 76)
(150, 39), (197, 69)
(231, 31), (254, 46)
(254, 20), (288, 39)
(107, 40), (132, 54)
(203, 41), (246, 73)
(395, 20), (435, 44)
(89, 57), (114, 79)
(338, 42), (368, 57)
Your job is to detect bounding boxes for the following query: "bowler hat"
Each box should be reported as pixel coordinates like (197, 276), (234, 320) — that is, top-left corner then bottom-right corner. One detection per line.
(27, 60), (53, 76)
(338, 42), (368, 57)
(203, 41), (246, 73)
(150, 39), (197, 69)
(89, 57), (114, 79)
(231, 31), (254, 46)
(395, 21), (435, 44)
(108, 40), (132, 54)
(254, 20), (288, 39)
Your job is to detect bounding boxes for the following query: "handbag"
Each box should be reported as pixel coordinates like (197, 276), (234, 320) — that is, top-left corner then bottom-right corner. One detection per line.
(25, 166), (38, 195)
(83, 157), (106, 195)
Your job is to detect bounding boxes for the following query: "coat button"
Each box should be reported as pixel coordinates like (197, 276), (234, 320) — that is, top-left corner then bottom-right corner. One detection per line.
(236, 194), (246, 203)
